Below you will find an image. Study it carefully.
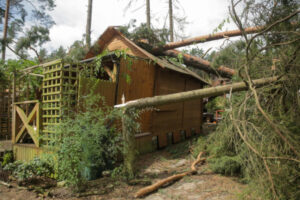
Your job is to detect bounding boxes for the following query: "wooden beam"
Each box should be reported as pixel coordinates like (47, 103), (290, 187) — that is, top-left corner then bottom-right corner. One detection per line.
(15, 105), (39, 147)
(15, 103), (38, 143)
(21, 59), (61, 72)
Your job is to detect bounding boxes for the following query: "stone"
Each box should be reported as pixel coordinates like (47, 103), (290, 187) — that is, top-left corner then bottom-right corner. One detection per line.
(57, 181), (66, 187)
(145, 193), (165, 200)
(176, 182), (197, 191)
(173, 159), (187, 168)
(187, 194), (202, 200)
(102, 170), (111, 177)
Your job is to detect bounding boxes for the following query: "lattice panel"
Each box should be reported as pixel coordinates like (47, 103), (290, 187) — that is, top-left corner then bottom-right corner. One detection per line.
(42, 61), (78, 144)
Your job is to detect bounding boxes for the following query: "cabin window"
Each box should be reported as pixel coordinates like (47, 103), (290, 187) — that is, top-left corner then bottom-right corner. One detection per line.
(93, 61), (117, 82)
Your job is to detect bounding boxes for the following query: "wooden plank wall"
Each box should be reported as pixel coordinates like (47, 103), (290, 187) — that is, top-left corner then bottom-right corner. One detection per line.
(116, 59), (156, 153)
(153, 68), (203, 148)
(116, 59), (155, 132)
(183, 80), (203, 137)
(13, 144), (44, 162)
(0, 91), (11, 140)
(78, 76), (116, 107)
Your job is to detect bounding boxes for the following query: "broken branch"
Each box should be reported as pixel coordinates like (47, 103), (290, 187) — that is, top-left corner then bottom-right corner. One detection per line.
(134, 152), (205, 198)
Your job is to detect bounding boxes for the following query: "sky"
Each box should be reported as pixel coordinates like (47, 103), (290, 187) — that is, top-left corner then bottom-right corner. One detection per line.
(8, 0), (239, 59)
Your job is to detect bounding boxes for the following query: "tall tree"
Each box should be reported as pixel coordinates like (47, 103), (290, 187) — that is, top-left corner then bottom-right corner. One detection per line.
(168, 0), (174, 42)
(0, 0), (55, 62)
(146, 0), (150, 29)
(165, 0), (187, 42)
(1, 0), (10, 61)
(124, 0), (151, 29)
(86, 0), (93, 49)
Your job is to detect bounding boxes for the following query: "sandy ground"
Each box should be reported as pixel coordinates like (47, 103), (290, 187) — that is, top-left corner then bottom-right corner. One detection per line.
(0, 139), (245, 200)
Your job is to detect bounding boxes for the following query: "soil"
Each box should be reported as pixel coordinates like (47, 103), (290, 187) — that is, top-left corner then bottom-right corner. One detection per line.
(0, 138), (245, 200)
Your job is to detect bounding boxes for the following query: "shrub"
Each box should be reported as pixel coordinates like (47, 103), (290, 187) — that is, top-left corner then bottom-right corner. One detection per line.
(49, 94), (128, 189)
(4, 157), (55, 181)
(1, 151), (14, 167)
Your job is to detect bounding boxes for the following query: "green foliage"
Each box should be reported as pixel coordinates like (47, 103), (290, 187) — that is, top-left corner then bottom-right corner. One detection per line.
(15, 26), (50, 59)
(118, 21), (170, 49)
(209, 156), (241, 176)
(48, 46), (67, 60)
(0, 59), (42, 100)
(4, 157), (55, 181)
(205, 96), (227, 113)
(209, 40), (246, 69)
(0, 0), (56, 60)
(64, 40), (87, 62)
(1, 152), (14, 167)
(49, 94), (125, 188)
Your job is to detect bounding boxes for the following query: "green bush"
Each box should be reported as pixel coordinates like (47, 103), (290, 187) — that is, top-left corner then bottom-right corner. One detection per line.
(209, 156), (241, 176)
(49, 94), (128, 189)
(1, 152), (14, 167)
(4, 157), (55, 181)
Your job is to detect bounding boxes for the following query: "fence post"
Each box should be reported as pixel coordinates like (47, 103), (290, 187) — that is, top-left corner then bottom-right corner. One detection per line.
(11, 72), (16, 144)
(121, 94), (136, 178)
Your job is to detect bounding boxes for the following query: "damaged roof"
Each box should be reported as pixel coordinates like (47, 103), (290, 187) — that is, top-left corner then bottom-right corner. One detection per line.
(85, 26), (210, 85)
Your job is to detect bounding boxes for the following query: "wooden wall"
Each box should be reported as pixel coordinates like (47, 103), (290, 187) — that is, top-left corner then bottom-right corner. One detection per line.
(116, 59), (155, 132)
(78, 76), (116, 107)
(13, 144), (44, 162)
(153, 68), (203, 148)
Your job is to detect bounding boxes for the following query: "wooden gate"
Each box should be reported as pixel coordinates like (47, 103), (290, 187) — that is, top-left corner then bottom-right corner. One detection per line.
(12, 100), (41, 147)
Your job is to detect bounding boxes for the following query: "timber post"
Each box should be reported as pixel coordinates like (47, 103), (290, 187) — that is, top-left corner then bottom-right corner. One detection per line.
(11, 71), (16, 144)
(121, 94), (136, 178)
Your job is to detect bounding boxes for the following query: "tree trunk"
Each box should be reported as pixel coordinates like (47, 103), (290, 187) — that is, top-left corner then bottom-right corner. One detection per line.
(146, 0), (151, 29)
(2, 0), (10, 61)
(161, 49), (235, 77)
(115, 76), (282, 110)
(169, 0), (174, 42)
(153, 26), (262, 51)
(86, 0), (93, 49)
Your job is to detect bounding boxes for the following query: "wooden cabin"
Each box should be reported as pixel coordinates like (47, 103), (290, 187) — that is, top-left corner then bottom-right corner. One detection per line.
(84, 27), (208, 152)
(12, 27), (209, 161)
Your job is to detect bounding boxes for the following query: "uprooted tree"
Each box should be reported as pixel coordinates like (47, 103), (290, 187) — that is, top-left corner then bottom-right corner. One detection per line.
(117, 1), (299, 199)
(194, 1), (300, 199)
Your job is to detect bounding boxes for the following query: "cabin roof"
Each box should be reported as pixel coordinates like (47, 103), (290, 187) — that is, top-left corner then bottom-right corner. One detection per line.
(85, 26), (210, 85)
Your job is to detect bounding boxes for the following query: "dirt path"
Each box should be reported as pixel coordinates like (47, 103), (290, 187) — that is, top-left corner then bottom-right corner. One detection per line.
(0, 141), (245, 200)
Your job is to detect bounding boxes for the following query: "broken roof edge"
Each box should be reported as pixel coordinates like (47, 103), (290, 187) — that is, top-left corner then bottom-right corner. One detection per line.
(85, 26), (210, 85)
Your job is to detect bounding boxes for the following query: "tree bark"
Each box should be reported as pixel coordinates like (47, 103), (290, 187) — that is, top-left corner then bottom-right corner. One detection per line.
(153, 26), (262, 52)
(169, 0), (174, 42)
(161, 49), (235, 77)
(86, 0), (93, 49)
(115, 76), (282, 110)
(146, 0), (151, 29)
(2, 0), (10, 61)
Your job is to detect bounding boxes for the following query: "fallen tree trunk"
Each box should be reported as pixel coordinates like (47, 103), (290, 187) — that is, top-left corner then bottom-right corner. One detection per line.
(115, 76), (282, 110)
(162, 49), (235, 77)
(153, 26), (262, 52)
(134, 152), (205, 198)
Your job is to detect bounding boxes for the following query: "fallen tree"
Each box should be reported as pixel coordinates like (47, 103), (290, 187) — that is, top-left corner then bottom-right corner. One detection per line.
(153, 26), (261, 52)
(115, 76), (282, 110)
(161, 49), (235, 77)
